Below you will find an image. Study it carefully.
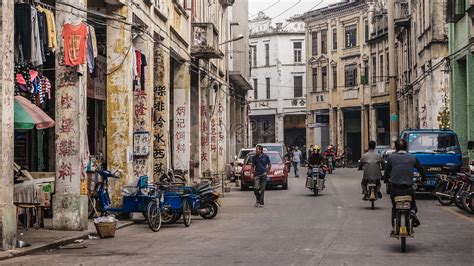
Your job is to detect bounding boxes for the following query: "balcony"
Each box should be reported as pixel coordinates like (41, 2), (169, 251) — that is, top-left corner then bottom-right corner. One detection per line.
(394, 0), (411, 28)
(191, 23), (224, 59)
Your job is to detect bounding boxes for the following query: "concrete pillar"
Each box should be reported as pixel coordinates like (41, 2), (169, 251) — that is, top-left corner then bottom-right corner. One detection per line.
(369, 105), (377, 142)
(361, 105), (369, 152)
(132, 35), (153, 180)
(199, 72), (210, 176)
(172, 63), (191, 173)
(53, 0), (88, 230)
(336, 108), (345, 155)
(329, 108), (336, 147)
(276, 114), (284, 143)
(106, 4), (134, 204)
(0, 0), (16, 249)
(152, 45), (170, 181)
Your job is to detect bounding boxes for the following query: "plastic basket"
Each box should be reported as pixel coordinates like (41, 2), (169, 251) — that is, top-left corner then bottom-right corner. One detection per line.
(94, 222), (117, 238)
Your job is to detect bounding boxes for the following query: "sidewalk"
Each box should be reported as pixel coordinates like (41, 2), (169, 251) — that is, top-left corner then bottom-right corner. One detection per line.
(0, 219), (135, 261)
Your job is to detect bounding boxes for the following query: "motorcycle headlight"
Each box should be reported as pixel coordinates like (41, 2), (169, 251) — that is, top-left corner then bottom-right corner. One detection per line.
(244, 171), (251, 176)
(274, 170), (284, 175)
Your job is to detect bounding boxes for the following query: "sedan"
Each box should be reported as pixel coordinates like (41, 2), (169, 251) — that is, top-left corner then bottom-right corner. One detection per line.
(240, 151), (288, 190)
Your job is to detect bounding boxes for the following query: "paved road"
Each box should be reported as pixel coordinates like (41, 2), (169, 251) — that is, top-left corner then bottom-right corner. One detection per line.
(6, 168), (474, 265)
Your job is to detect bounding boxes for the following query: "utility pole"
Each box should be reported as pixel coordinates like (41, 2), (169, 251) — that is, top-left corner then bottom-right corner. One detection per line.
(387, 0), (399, 143)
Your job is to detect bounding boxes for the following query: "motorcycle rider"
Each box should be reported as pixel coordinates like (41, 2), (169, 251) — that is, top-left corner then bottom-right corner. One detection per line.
(323, 145), (335, 170)
(358, 140), (385, 200)
(384, 139), (427, 228)
(307, 146), (325, 180)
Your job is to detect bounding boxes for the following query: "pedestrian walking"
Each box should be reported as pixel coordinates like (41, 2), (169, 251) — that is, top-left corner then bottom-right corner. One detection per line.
(251, 145), (271, 207)
(292, 146), (303, 177)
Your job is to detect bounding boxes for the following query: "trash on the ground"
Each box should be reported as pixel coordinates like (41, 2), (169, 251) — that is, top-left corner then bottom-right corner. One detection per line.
(88, 235), (99, 240)
(59, 243), (87, 249)
(93, 216), (118, 224)
(15, 240), (31, 248)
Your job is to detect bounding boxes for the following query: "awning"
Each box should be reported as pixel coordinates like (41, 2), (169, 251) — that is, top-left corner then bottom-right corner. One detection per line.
(14, 96), (55, 130)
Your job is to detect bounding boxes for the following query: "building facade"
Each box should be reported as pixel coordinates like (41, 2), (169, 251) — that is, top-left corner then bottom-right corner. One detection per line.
(447, 0), (474, 158)
(0, 0), (247, 250)
(394, 0), (450, 132)
(249, 12), (307, 148)
(302, 0), (372, 161)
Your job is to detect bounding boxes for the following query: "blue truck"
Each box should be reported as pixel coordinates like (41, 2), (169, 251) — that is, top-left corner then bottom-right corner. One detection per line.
(399, 129), (462, 191)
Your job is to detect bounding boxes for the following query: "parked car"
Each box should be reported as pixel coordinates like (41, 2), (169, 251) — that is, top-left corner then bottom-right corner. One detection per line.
(240, 151), (288, 190)
(257, 143), (286, 158)
(231, 148), (255, 181)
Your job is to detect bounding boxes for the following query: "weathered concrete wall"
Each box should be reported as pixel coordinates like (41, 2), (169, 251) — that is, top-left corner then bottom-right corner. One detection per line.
(53, 0), (88, 230)
(200, 70), (211, 176)
(0, 0), (16, 249)
(106, 3), (134, 203)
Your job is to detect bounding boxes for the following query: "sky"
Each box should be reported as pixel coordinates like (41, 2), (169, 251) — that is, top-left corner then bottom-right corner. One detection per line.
(249, 0), (342, 23)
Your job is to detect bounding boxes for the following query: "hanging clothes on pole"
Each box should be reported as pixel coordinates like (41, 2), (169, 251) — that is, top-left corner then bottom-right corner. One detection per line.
(30, 6), (44, 66)
(62, 22), (88, 67)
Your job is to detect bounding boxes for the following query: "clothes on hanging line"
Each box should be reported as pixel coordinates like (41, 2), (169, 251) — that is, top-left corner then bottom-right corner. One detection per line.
(14, 2), (57, 66)
(14, 63), (52, 108)
(62, 22), (88, 67)
(132, 48), (147, 91)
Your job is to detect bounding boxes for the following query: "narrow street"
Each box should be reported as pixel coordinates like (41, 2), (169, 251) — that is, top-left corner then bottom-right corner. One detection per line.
(6, 168), (474, 266)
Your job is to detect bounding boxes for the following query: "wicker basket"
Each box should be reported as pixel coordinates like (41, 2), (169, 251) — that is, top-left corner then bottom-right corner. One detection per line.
(94, 222), (117, 238)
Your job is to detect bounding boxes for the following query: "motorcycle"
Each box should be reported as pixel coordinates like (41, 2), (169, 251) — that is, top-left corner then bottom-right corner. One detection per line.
(391, 195), (414, 252)
(326, 156), (334, 174)
(190, 182), (221, 219)
(365, 181), (378, 209)
(305, 164), (325, 196)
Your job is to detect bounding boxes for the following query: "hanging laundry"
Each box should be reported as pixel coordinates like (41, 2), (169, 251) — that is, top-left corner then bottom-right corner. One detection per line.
(87, 25), (95, 73)
(40, 76), (52, 100)
(62, 23), (88, 66)
(31, 6), (44, 66)
(36, 5), (57, 52)
(14, 3), (33, 62)
(140, 53), (147, 90)
(36, 9), (49, 57)
(89, 26), (98, 58)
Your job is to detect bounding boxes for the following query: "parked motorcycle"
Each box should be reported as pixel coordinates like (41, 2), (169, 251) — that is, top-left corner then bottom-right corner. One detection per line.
(391, 195), (414, 252)
(190, 182), (221, 219)
(305, 164), (325, 196)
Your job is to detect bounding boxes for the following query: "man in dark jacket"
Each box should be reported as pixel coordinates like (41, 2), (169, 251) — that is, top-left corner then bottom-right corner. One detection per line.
(252, 145), (271, 207)
(384, 139), (426, 227)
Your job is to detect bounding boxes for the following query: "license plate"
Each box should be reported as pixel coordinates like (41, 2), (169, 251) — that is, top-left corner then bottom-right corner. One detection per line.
(426, 179), (436, 186)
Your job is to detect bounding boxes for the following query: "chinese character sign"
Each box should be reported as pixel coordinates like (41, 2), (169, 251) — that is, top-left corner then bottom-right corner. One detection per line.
(173, 89), (189, 171)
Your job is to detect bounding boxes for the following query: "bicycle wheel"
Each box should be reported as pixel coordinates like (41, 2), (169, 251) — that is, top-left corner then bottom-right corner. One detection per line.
(146, 201), (162, 232)
(182, 199), (192, 227)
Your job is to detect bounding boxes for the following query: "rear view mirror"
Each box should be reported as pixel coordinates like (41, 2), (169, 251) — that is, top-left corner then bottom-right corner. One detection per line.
(468, 141), (474, 150)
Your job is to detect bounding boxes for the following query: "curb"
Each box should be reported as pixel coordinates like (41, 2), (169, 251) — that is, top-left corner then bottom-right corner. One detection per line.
(0, 221), (135, 262)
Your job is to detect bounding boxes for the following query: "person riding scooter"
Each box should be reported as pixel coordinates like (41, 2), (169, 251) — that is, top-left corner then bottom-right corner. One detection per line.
(307, 146), (325, 180)
(323, 146), (336, 171)
(358, 140), (385, 200)
(384, 139), (427, 228)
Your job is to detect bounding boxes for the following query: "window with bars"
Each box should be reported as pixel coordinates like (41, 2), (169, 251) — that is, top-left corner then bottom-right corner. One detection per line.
(332, 28), (337, 50)
(372, 56), (377, 83)
(364, 20), (369, 41)
(380, 54), (384, 82)
(250, 46), (257, 67)
(332, 65), (337, 90)
(312, 68), (318, 92)
(294, 76), (303, 97)
(345, 25), (357, 48)
(321, 30), (327, 54)
(293, 42), (302, 63)
(362, 60), (368, 85)
(265, 43), (270, 66)
(312, 31), (318, 56)
(386, 52), (389, 82)
(322, 66), (328, 91)
(344, 64), (358, 87)
(266, 77), (270, 99)
(253, 78), (258, 99)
